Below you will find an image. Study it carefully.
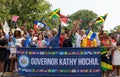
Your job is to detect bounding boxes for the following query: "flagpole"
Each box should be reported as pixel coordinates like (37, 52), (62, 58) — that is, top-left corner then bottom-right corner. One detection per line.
(16, 23), (18, 28)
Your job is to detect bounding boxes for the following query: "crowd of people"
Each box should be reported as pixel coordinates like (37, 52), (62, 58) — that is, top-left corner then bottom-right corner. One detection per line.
(0, 20), (120, 77)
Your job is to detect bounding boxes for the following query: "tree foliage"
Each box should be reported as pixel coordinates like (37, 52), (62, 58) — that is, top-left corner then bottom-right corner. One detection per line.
(0, 0), (53, 29)
(111, 25), (120, 33)
(69, 9), (99, 31)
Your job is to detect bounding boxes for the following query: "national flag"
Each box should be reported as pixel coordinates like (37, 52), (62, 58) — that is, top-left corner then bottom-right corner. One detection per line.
(12, 16), (19, 22)
(101, 47), (112, 71)
(60, 14), (68, 26)
(34, 20), (46, 29)
(3, 21), (10, 36)
(86, 29), (96, 41)
(49, 8), (60, 19)
(34, 20), (49, 31)
(96, 13), (108, 25)
(60, 14), (68, 18)
(41, 18), (50, 30)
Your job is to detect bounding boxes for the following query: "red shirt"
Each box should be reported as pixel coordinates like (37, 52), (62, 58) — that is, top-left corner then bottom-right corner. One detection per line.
(59, 35), (64, 47)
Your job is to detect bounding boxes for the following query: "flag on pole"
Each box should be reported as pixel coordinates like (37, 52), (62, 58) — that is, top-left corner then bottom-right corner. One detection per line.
(86, 29), (96, 41)
(12, 16), (19, 22)
(41, 18), (50, 30)
(96, 13), (108, 25)
(34, 20), (46, 31)
(49, 8), (60, 19)
(3, 21), (10, 35)
(60, 14), (68, 26)
(34, 20), (49, 32)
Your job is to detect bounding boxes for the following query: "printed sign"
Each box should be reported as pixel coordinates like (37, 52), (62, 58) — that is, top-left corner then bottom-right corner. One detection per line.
(17, 48), (101, 77)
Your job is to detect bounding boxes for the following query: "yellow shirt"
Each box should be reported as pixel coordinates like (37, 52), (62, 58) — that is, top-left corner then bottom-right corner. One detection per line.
(81, 37), (97, 47)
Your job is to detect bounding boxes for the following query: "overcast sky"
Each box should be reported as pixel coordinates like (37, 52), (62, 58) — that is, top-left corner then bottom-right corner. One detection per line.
(47, 0), (120, 30)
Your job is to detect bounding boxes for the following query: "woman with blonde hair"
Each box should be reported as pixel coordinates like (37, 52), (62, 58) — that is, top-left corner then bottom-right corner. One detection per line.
(49, 24), (61, 48)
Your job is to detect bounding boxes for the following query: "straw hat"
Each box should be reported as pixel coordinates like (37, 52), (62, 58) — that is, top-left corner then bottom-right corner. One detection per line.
(12, 28), (24, 35)
(52, 28), (58, 33)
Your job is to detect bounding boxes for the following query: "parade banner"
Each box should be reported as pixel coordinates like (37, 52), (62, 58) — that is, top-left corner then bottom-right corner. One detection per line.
(17, 48), (101, 77)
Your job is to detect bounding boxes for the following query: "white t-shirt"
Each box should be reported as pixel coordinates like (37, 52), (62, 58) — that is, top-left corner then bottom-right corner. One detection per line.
(31, 37), (37, 45)
(75, 33), (82, 47)
(9, 41), (16, 54)
(95, 34), (100, 46)
(15, 37), (25, 47)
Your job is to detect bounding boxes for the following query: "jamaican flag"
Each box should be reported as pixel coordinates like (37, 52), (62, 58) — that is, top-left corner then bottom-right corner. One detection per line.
(101, 47), (112, 72)
(49, 8), (60, 19)
(96, 13), (108, 25)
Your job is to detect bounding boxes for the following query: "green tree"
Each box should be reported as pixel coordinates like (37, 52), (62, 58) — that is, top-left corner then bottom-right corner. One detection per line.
(112, 25), (120, 33)
(69, 9), (99, 31)
(0, 0), (52, 29)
